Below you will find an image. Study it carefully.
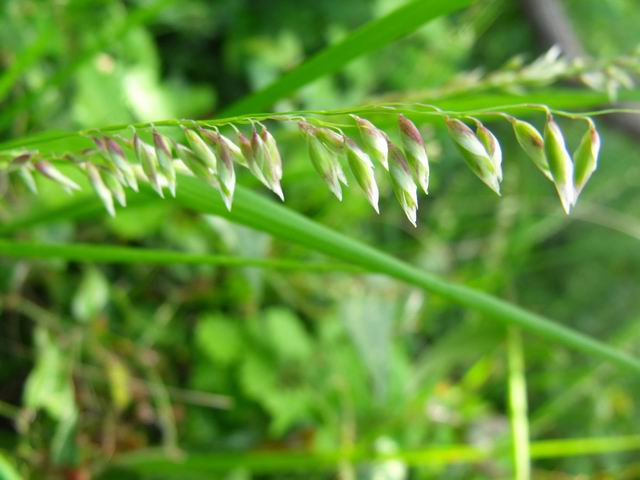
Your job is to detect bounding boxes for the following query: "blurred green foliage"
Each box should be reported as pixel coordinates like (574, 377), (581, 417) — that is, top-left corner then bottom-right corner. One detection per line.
(1, 0), (640, 479)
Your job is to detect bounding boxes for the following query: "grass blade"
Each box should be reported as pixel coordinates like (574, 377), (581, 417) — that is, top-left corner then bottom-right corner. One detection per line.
(0, 239), (359, 273)
(222, 0), (473, 116)
(4, 176), (639, 374)
(171, 176), (640, 374)
(110, 435), (640, 476)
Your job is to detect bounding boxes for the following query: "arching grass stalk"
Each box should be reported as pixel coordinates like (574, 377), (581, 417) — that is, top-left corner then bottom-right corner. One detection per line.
(170, 177), (640, 374)
(3, 177), (639, 373)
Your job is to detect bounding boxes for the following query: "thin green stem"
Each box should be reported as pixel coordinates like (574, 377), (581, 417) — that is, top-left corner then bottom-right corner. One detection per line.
(111, 434), (640, 475)
(0, 102), (632, 156)
(507, 328), (531, 480)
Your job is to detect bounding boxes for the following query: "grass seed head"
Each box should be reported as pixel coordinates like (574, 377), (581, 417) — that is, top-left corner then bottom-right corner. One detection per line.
(34, 160), (81, 193)
(352, 115), (389, 170)
(134, 134), (164, 198)
(475, 122), (503, 182)
(398, 114), (429, 194)
(260, 126), (284, 183)
(17, 167), (38, 194)
(212, 131), (237, 210)
(446, 118), (500, 195)
(11, 152), (33, 167)
(388, 142), (418, 227)
(316, 127), (345, 154)
(345, 138), (379, 213)
(85, 162), (115, 216)
(573, 120), (600, 200)
(220, 134), (247, 167)
(11, 155), (38, 193)
(252, 126), (284, 200)
(301, 122), (343, 201)
(511, 118), (552, 180)
(152, 130), (177, 197)
(176, 144), (215, 183)
(184, 128), (218, 172)
(106, 137), (138, 192)
(238, 131), (266, 184)
(544, 114), (575, 213)
(101, 167), (127, 207)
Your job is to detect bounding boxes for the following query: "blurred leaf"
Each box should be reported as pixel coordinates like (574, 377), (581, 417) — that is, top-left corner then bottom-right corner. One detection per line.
(223, 0), (473, 115)
(106, 202), (170, 239)
(23, 328), (76, 421)
(72, 267), (109, 322)
(73, 59), (132, 126)
(240, 354), (276, 400)
(51, 411), (79, 467)
(196, 315), (243, 366)
(0, 453), (22, 480)
(341, 282), (397, 398)
(106, 356), (132, 412)
(265, 308), (312, 361)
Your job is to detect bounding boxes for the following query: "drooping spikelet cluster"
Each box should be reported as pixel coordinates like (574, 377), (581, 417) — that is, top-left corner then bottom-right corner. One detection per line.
(4, 109), (600, 225)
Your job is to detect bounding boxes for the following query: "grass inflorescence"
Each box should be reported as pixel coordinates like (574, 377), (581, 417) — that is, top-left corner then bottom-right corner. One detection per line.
(1, 104), (602, 226)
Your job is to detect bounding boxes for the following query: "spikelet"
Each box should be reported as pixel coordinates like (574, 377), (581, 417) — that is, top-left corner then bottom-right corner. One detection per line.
(300, 121), (343, 201)
(101, 167), (127, 207)
(316, 127), (345, 154)
(152, 129), (177, 197)
(388, 142), (418, 226)
(34, 160), (81, 192)
(184, 128), (217, 172)
(475, 122), (503, 182)
(344, 138), (379, 212)
(511, 118), (552, 180)
(85, 162), (115, 216)
(544, 114), (575, 214)
(133, 133), (164, 198)
(445, 118), (500, 195)
(211, 131), (236, 210)
(105, 137), (138, 191)
(219, 133), (247, 167)
(398, 114), (430, 194)
(573, 119), (600, 200)
(251, 127), (285, 200)
(11, 153), (38, 193)
(259, 126), (284, 199)
(176, 144), (215, 183)
(352, 115), (388, 170)
(18, 167), (38, 194)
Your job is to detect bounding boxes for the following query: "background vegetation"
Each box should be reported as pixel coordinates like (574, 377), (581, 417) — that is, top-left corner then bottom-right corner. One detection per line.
(1, 0), (640, 478)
